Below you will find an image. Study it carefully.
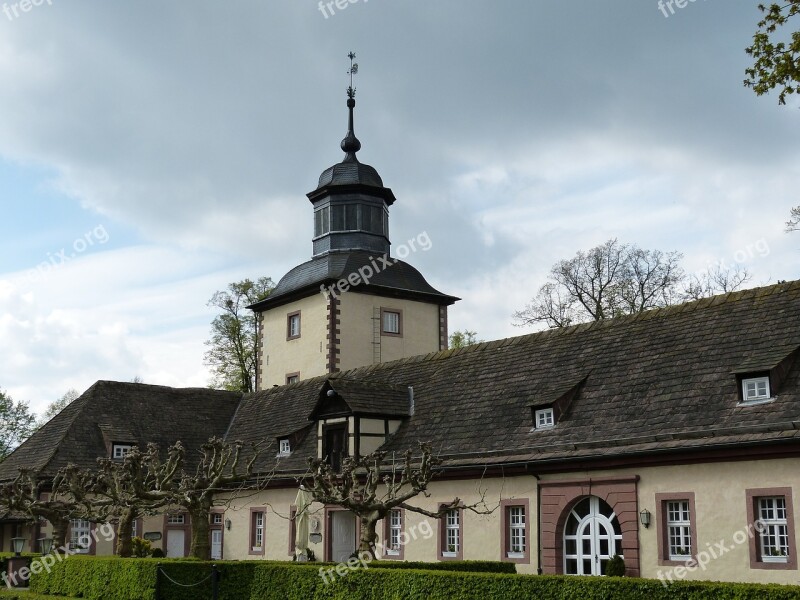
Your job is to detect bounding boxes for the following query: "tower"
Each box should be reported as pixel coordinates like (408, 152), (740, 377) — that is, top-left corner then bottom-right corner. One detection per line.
(249, 56), (458, 390)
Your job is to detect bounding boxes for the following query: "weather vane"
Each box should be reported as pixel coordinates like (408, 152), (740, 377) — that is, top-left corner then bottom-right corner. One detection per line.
(347, 51), (358, 99)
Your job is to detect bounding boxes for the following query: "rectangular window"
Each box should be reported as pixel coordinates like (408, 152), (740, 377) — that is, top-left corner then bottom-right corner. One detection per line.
(70, 519), (91, 553)
(386, 509), (402, 556)
(500, 500), (529, 563)
(112, 444), (132, 459)
(535, 408), (554, 429)
(251, 511), (265, 554)
(279, 439), (291, 455)
(314, 206), (330, 237)
(508, 506), (526, 556)
(211, 513), (223, 525)
(166, 514), (185, 525)
(442, 509), (460, 557)
(287, 312), (301, 340)
(742, 376), (771, 402)
(131, 519), (137, 538)
(667, 501), (692, 561)
(381, 308), (402, 337)
(759, 497), (789, 562)
(286, 373), (299, 385)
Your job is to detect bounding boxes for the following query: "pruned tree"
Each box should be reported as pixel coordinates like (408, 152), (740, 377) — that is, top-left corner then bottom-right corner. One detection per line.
(0, 469), (84, 550)
(745, 1), (800, 105)
(448, 330), (481, 349)
(0, 389), (37, 462)
(204, 277), (274, 392)
(513, 239), (685, 328)
(306, 443), (495, 558)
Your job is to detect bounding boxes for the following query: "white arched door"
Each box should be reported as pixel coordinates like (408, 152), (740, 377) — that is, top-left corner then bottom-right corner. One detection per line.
(563, 496), (622, 575)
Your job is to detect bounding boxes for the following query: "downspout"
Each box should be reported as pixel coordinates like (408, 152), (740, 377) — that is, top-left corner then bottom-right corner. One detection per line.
(526, 465), (542, 574)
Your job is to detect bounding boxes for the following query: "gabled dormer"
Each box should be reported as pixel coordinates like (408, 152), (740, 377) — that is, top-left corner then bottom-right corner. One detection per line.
(529, 374), (589, 431)
(309, 379), (411, 470)
(732, 343), (800, 405)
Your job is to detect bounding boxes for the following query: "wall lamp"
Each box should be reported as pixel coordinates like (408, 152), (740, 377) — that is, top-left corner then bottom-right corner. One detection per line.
(225, 519), (232, 531)
(639, 509), (651, 529)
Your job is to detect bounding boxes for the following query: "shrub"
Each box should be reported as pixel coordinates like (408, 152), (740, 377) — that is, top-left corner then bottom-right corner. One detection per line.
(131, 537), (152, 558)
(606, 554), (625, 577)
(151, 548), (165, 558)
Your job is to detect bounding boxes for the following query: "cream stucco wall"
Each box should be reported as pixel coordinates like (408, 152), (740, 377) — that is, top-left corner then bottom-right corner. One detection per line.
(261, 294), (330, 387)
(337, 292), (441, 372)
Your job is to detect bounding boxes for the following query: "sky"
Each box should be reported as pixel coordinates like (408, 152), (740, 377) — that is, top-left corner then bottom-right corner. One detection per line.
(0, 1), (798, 415)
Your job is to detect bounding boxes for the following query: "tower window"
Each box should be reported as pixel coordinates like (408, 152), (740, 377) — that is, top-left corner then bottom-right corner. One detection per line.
(381, 308), (402, 337)
(287, 312), (301, 340)
(314, 206), (330, 237)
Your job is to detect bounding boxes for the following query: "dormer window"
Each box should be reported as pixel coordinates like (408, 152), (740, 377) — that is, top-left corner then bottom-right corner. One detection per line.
(535, 408), (555, 429)
(279, 438), (291, 456)
(112, 444), (132, 459)
(742, 376), (771, 403)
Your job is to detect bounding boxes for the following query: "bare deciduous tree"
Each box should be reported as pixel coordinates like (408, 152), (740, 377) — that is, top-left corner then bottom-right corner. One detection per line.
(681, 264), (753, 301)
(788, 206), (800, 232)
(306, 443), (495, 558)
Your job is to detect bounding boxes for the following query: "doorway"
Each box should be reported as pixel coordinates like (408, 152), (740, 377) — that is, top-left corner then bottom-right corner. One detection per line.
(563, 496), (623, 575)
(329, 510), (357, 563)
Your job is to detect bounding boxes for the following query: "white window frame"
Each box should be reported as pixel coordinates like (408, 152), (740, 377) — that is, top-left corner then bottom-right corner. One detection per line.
(742, 376), (771, 403)
(131, 519), (137, 538)
(287, 313), (301, 339)
(759, 497), (790, 563)
(112, 444), (132, 459)
(443, 509), (460, 557)
(386, 509), (402, 556)
(535, 408), (554, 429)
(252, 512), (264, 552)
(382, 311), (400, 334)
(666, 500), (692, 561)
(279, 439), (291, 456)
(166, 514), (185, 525)
(507, 506), (526, 558)
(70, 519), (91, 554)
(211, 513), (223, 525)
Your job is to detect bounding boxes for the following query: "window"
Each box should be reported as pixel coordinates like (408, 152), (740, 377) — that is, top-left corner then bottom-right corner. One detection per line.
(656, 492), (697, 566)
(742, 376), (771, 403)
(380, 308), (402, 337)
(70, 519), (91, 553)
(112, 444), (132, 459)
(314, 206), (330, 237)
(508, 507), (525, 557)
(438, 506), (463, 560)
(279, 439), (291, 455)
(166, 514), (185, 525)
(211, 513), (223, 525)
(535, 408), (554, 429)
(500, 499), (530, 563)
(131, 519), (137, 538)
(250, 510), (265, 555)
(759, 497), (789, 562)
(666, 501), (692, 561)
(385, 509), (403, 557)
(287, 312), (301, 340)
(286, 373), (299, 385)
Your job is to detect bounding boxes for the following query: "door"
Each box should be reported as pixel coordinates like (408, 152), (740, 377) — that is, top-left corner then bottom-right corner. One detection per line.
(166, 529), (185, 558)
(323, 424), (347, 472)
(563, 496), (622, 575)
(210, 530), (223, 560)
(330, 511), (357, 562)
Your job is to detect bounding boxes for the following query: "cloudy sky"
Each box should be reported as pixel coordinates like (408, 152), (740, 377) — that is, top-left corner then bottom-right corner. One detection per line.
(1, 1), (798, 414)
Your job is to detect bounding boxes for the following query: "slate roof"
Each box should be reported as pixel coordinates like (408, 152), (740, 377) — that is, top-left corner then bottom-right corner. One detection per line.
(0, 381), (241, 482)
(228, 280), (800, 475)
(248, 250), (459, 309)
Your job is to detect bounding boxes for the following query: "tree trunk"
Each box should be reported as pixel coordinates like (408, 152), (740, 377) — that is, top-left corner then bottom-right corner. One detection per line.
(189, 506), (211, 560)
(51, 517), (69, 551)
(115, 508), (136, 557)
(358, 512), (380, 559)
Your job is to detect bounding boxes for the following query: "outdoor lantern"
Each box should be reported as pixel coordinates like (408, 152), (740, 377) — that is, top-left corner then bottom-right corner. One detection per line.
(225, 518), (232, 531)
(39, 537), (54, 555)
(639, 509), (651, 528)
(11, 537), (26, 556)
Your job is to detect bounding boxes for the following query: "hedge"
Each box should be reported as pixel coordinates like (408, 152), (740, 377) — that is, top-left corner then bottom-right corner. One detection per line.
(26, 555), (800, 600)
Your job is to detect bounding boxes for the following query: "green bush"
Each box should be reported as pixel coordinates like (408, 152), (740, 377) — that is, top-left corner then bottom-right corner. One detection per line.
(367, 559), (514, 573)
(29, 555), (157, 600)
(606, 554), (626, 577)
(131, 537), (152, 558)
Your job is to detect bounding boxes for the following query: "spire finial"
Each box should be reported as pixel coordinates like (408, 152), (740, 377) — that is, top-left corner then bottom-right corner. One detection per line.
(341, 51), (361, 160)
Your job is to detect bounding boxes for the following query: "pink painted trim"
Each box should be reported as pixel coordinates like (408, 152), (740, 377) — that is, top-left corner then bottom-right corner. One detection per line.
(655, 492), (697, 567)
(382, 508), (405, 560)
(746, 487), (797, 570)
(248, 507), (266, 556)
(437, 503), (464, 561)
(500, 499), (530, 564)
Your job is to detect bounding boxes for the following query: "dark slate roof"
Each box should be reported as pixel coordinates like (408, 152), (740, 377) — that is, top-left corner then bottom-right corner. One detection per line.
(310, 379), (411, 419)
(316, 159), (383, 189)
(248, 250), (459, 310)
(0, 381), (241, 482)
(229, 280), (800, 475)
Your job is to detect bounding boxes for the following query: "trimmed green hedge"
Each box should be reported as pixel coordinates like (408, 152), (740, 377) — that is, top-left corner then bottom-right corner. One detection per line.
(27, 555), (800, 600)
(367, 559), (514, 573)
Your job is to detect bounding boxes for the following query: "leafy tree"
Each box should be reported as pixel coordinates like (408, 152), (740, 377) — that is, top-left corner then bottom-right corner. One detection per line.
(448, 330), (481, 349)
(41, 389), (80, 423)
(745, 1), (800, 105)
(0, 389), (37, 462)
(306, 443), (494, 558)
(204, 277), (274, 392)
(513, 239), (752, 329)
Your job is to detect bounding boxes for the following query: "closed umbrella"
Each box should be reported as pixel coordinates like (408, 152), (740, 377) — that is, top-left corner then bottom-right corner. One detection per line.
(294, 486), (313, 560)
